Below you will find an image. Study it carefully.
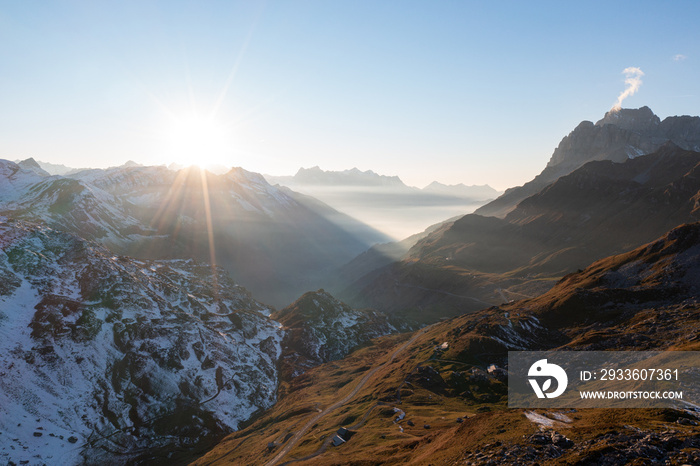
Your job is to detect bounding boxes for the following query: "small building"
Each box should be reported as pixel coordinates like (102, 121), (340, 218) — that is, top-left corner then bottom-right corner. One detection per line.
(330, 426), (355, 447)
(330, 434), (346, 447)
(487, 363), (508, 379)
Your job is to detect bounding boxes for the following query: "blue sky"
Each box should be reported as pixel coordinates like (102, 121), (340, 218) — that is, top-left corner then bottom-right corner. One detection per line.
(1, 0), (699, 190)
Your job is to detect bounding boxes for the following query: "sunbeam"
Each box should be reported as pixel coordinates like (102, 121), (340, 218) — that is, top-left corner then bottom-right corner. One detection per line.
(199, 166), (220, 299)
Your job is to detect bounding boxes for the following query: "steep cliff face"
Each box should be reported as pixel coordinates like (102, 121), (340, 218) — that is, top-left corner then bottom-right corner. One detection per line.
(0, 220), (283, 464)
(477, 107), (700, 218)
(546, 106), (700, 170)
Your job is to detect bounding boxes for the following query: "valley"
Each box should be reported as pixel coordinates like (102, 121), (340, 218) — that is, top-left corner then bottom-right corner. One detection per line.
(2, 107), (700, 465)
(264, 167), (499, 240)
(337, 110), (700, 325)
(4, 3), (700, 464)
(195, 222), (700, 465)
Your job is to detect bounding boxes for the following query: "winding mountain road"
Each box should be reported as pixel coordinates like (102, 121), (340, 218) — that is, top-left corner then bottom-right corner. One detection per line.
(265, 327), (429, 466)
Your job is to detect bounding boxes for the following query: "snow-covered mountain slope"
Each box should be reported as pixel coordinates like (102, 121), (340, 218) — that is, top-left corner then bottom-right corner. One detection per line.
(272, 290), (395, 379)
(0, 219), (283, 464)
(16, 157), (51, 176)
(0, 159), (147, 247)
(1, 160), (389, 307)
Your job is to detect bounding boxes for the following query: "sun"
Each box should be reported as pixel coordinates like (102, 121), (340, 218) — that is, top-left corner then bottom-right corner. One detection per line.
(160, 114), (234, 169)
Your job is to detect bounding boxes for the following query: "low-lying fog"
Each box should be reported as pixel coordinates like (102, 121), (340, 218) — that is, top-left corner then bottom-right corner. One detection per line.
(276, 185), (493, 240)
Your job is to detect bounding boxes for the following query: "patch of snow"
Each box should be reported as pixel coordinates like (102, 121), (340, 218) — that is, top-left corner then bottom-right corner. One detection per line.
(524, 411), (567, 428)
(547, 412), (573, 423)
(236, 198), (260, 212)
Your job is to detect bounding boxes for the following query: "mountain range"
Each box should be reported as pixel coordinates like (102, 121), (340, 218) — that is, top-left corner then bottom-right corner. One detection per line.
(265, 167), (500, 239)
(337, 108), (700, 325)
(13, 158), (85, 176)
(3, 106), (700, 465)
(267, 166), (499, 199)
(0, 160), (390, 307)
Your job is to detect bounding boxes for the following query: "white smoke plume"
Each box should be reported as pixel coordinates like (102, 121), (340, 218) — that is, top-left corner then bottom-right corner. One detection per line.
(612, 67), (644, 110)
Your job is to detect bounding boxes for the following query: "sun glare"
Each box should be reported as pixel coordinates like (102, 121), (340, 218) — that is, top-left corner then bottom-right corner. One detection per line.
(160, 115), (234, 169)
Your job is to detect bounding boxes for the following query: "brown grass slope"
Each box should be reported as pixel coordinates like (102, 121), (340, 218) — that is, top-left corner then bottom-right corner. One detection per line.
(193, 223), (700, 465)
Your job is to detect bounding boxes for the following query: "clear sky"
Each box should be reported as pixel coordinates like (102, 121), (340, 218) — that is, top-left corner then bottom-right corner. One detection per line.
(1, 0), (699, 190)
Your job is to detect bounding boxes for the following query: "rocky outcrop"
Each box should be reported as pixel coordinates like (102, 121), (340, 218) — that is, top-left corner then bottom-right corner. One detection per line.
(460, 426), (700, 465)
(0, 220), (282, 464)
(272, 290), (394, 379)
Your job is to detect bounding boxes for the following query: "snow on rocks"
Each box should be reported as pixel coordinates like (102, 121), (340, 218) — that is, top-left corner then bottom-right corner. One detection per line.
(0, 220), (283, 464)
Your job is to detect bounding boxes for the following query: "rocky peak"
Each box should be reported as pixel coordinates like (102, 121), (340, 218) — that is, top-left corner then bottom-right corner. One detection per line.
(18, 157), (41, 169)
(292, 166), (405, 187)
(273, 289), (352, 325)
(17, 158), (50, 176)
(225, 166), (270, 187)
(595, 106), (661, 133)
(545, 107), (670, 170)
(296, 165), (323, 175)
(477, 106), (700, 218)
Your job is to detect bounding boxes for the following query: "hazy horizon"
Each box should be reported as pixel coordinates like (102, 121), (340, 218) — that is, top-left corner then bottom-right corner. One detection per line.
(2, 1), (699, 192)
(8, 156), (496, 239)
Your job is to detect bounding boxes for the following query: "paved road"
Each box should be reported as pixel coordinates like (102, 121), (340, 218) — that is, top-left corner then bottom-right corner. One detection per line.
(265, 328), (429, 466)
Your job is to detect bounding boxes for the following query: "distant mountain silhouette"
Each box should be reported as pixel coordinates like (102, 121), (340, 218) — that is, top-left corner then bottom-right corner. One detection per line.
(268, 166), (405, 187)
(266, 166), (500, 239)
(267, 166), (499, 199)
